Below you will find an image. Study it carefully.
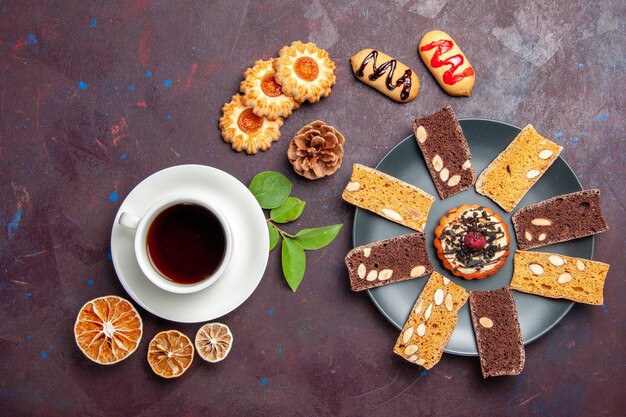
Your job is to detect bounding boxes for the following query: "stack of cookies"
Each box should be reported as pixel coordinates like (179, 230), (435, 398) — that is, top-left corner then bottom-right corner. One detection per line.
(219, 41), (336, 154)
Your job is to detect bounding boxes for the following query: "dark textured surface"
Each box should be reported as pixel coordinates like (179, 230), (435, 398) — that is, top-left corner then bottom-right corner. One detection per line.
(1, 1), (624, 416)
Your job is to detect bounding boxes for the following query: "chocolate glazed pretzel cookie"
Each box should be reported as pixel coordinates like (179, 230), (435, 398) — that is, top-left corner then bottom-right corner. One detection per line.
(350, 48), (420, 102)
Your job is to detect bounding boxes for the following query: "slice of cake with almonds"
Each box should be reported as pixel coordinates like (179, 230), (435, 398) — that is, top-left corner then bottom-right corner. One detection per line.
(345, 233), (433, 292)
(393, 271), (468, 369)
(469, 288), (525, 378)
(412, 105), (475, 199)
(511, 250), (610, 305)
(475, 125), (562, 212)
(512, 189), (609, 250)
(342, 164), (435, 232)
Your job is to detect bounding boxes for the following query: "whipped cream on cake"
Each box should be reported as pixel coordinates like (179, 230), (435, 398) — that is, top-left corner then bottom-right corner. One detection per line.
(434, 205), (510, 279)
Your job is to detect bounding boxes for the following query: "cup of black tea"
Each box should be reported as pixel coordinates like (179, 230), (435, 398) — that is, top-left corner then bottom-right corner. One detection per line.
(118, 196), (233, 294)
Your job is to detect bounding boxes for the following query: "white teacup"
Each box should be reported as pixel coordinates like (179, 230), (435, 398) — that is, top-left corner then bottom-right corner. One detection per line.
(118, 195), (233, 294)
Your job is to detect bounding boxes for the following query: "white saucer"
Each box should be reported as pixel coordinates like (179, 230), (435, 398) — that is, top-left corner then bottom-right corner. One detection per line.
(110, 164), (269, 323)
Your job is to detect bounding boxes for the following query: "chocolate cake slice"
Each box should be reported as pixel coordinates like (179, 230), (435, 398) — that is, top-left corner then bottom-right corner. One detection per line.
(412, 105), (475, 199)
(512, 189), (609, 250)
(345, 233), (433, 292)
(469, 287), (525, 378)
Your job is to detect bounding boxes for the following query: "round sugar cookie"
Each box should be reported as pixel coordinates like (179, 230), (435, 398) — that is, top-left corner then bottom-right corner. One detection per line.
(241, 59), (299, 120)
(218, 94), (283, 154)
(274, 41), (336, 104)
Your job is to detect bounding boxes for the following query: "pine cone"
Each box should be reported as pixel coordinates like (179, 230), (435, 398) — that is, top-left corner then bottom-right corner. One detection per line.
(288, 120), (345, 180)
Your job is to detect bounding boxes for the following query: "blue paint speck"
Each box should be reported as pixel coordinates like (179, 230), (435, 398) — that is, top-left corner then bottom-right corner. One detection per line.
(145, 70), (152, 77)
(26, 33), (38, 45)
(107, 252), (112, 261)
(420, 370), (428, 377)
(571, 136), (579, 142)
(108, 192), (118, 202)
(268, 308), (274, 315)
(40, 352), (47, 359)
(90, 19), (97, 27)
(27, 292), (32, 297)
(577, 63), (584, 69)
(163, 79), (172, 87)
(129, 85), (135, 91)
(26, 335), (31, 340)
(48, 345), (54, 349)
(277, 348), (282, 353)
(597, 114), (607, 121)
(555, 131), (564, 138)
(260, 378), (268, 386)
(166, 115), (172, 120)
(323, 203), (329, 209)
(121, 153), (127, 160)
(7, 210), (22, 238)
(78, 81), (87, 90)
(87, 279), (94, 286)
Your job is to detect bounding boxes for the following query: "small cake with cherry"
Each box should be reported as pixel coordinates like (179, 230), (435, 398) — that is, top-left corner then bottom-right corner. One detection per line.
(434, 204), (510, 280)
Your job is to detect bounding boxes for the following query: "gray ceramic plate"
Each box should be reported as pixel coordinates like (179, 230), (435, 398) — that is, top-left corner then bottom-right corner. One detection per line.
(353, 118), (593, 356)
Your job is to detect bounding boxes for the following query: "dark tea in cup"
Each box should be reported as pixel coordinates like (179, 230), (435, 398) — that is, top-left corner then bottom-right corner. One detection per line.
(146, 203), (226, 284)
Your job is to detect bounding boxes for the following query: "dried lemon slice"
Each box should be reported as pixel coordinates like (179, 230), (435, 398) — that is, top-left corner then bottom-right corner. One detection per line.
(241, 58), (300, 120)
(74, 295), (143, 365)
(219, 94), (283, 154)
(195, 322), (233, 363)
(147, 330), (194, 379)
(274, 41), (336, 103)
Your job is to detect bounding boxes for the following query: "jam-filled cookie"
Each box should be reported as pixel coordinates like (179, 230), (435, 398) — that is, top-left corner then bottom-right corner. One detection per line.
(274, 41), (336, 103)
(218, 94), (283, 154)
(240, 59), (299, 120)
(434, 204), (510, 280)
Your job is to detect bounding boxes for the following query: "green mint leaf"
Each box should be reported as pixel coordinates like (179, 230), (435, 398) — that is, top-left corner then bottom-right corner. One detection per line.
(268, 223), (280, 251)
(294, 224), (343, 250)
(270, 197), (306, 224)
(249, 171), (292, 209)
(281, 238), (306, 292)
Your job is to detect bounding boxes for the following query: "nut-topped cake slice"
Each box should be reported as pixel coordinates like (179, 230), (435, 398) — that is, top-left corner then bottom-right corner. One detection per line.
(393, 272), (468, 369)
(511, 250), (610, 305)
(475, 125), (562, 212)
(412, 105), (475, 199)
(342, 164), (435, 232)
(512, 189), (609, 250)
(345, 233), (433, 292)
(469, 288), (525, 378)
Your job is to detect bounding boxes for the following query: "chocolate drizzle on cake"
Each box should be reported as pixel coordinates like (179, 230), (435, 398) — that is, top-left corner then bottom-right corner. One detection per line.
(439, 207), (508, 272)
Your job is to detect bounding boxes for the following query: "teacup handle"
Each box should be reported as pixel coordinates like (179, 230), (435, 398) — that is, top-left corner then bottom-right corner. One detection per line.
(119, 212), (141, 230)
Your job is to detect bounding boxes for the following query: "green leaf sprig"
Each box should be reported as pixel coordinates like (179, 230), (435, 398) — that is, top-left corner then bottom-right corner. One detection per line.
(248, 171), (343, 292)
